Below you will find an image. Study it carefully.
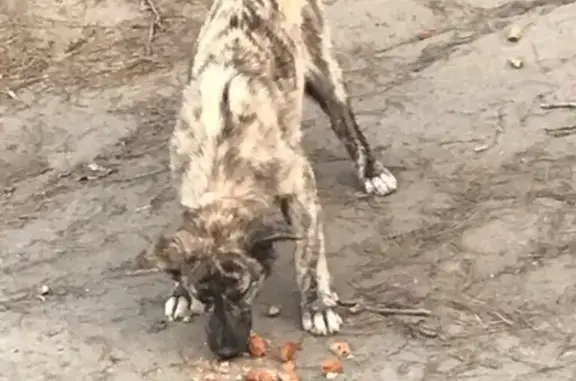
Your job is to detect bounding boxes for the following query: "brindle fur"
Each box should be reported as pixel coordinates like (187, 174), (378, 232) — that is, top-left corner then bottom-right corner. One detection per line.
(153, 0), (397, 359)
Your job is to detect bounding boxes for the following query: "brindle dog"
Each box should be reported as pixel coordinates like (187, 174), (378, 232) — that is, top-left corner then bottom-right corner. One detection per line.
(153, 0), (397, 360)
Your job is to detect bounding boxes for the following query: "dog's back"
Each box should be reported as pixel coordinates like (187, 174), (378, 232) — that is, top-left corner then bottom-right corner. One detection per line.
(172, 0), (311, 209)
(192, 0), (306, 79)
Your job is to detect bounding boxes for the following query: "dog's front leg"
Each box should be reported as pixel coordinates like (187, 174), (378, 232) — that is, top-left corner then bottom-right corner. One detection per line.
(282, 165), (342, 335)
(302, 11), (397, 197)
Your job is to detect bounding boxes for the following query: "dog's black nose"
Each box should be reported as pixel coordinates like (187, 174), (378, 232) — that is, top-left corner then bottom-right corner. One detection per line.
(214, 346), (243, 360)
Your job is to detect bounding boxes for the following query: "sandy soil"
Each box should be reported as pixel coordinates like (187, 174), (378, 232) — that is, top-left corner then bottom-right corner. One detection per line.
(1, 0), (576, 380)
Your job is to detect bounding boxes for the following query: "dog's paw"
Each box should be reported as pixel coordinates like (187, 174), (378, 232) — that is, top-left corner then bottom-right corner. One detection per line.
(363, 164), (397, 196)
(301, 308), (343, 336)
(164, 283), (207, 322)
(164, 294), (192, 322)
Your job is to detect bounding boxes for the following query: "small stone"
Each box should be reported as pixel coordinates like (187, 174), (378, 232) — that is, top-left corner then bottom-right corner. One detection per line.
(266, 305), (281, 317)
(508, 58), (523, 69)
(218, 361), (230, 374)
(39, 284), (51, 296)
(87, 163), (107, 172)
(507, 26), (522, 42)
(348, 304), (363, 314)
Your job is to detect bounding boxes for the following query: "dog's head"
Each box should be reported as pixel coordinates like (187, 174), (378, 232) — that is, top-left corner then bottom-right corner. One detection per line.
(154, 212), (299, 359)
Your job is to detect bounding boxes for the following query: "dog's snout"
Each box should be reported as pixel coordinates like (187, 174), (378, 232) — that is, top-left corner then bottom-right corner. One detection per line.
(214, 345), (244, 360)
(206, 301), (252, 359)
(207, 326), (249, 360)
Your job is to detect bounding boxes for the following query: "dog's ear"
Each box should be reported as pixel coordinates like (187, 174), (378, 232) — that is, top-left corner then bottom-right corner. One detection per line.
(243, 223), (301, 276)
(153, 230), (197, 271)
(247, 224), (302, 247)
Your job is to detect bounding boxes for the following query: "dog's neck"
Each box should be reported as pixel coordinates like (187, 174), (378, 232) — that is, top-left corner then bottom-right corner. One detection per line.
(181, 193), (270, 248)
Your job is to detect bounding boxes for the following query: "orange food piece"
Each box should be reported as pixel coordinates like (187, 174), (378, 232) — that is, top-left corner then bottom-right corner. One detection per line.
(245, 368), (276, 381)
(321, 358), (344, 375)
(279, 341), (301, 362)
(417, 30), (434, 40)
(279, 369), (299, 381)
(248, 333), (268, 357)
(282, 361), (296, 373)
(279, 362), (299, 381)
(329, 341), (351, 358)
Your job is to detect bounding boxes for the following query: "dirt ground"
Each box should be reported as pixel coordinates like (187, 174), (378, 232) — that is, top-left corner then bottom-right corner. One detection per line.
(2, 0), (576, 380)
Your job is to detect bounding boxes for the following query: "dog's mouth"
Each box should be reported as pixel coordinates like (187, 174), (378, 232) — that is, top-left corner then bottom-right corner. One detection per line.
(206, 298), (252, 359)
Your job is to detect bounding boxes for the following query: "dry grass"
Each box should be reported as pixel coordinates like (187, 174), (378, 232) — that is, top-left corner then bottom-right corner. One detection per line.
(0, 2), (203, 92)
(0, 18), (49, 90)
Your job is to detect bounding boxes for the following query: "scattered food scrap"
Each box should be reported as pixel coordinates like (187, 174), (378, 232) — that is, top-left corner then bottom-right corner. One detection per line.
(279, 341), (301, 362)
(248, 333), (268, 357)
(205, 336), (349, 380)
(508, 58), (523, 69)
(267, 305), (281, 317)
(417, 30), (434, 40)
(329, 342), (352, 359)
(217, 361), (231, 374)
(245, 368), (277, 381)
(321, 358), (344, 378)
(278, 369), (299, 381)
(507, 25), (522, 42)
(278, 361), (299, 381)
(281, 361), (296, 373)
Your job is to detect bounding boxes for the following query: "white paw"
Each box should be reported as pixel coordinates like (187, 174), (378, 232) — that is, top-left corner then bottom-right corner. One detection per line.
(165, 295), (190, 321)
(301, 308), (343, 336)
(164, 295), (205, 322)
(189, 296), (207, 315)
(364, 168), (397, 196)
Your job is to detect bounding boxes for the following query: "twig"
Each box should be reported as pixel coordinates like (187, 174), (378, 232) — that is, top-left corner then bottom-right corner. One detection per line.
(111, 169), (166, 183)
(3, 89), (18, 99)
(540, 102), (576, 110)
(544, 125), (576, 138)
(474, 108), (505, 153)
(144, 0), (162, 21)
(338, 299), (432, 317)
(530, 42), (545, 73)
(143, 0), (163, 55)
(489, 310), (514, 327)
(127, 268), (159, 275)
(110, 268), (160, 279)
(146, 18), (157, 55)
(365, 305), (432, 317)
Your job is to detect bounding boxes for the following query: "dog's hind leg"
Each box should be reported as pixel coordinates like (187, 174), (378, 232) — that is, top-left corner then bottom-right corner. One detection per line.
(302, 14), (397, 196)
(281, 160), (342, 335)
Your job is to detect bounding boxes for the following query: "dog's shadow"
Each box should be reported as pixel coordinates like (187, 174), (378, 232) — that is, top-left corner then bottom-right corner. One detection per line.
(253, 241), (303, 328)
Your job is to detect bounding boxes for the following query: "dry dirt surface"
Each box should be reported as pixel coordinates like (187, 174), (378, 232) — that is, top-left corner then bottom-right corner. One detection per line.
(2, 0), (576, 380)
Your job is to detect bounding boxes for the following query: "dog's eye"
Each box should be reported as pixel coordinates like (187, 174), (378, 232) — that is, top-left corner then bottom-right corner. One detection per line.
(224, 280), (251, 302)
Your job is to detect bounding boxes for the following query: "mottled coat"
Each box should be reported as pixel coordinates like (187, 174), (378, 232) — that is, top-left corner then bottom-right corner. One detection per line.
(154, 0), (397, 360)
